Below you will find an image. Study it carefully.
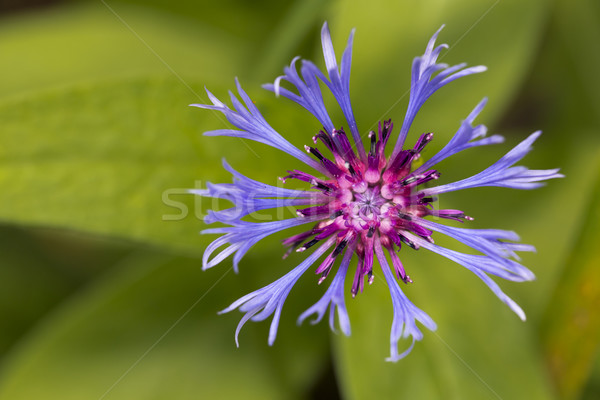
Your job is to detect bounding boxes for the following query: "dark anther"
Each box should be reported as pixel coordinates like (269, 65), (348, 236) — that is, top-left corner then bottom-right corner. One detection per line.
(314, 181), (332, 193)
(332, 240), (348, 258)
(367, 226), (375, 238)
(300, 238), (319, 251)
(368, 131), (377, 156)
(330, 210), (344, 219)
(304, 145), (324, 161)
(401, 175), (419, 186)
(400, 235), (418, 250)
(381, 119), (393, 141)
(397, 212), (412, 221)
(419, 196), (437, 204)
(345, 162), (357, 176)
(313, 130), (333, 148)
(414, 132), (434, 153)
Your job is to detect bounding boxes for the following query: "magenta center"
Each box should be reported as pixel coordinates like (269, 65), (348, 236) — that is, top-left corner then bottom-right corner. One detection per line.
(283, 120), (470, 295)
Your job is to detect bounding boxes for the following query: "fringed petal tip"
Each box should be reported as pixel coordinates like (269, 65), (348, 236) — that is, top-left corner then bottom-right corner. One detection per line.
(296, 247), (353, 337)
(387, 338), (416, 363)
(426, 24), (445, 51)
(188, 188), (207, 196)
(272, 76), (285, 97)
(469, 65), (487, 73)
(215, 238), (337, 349)
(386, 316), (438, 362)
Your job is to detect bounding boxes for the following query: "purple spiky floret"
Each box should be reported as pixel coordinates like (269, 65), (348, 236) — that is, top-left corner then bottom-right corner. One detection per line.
(190, 22), (563, 361)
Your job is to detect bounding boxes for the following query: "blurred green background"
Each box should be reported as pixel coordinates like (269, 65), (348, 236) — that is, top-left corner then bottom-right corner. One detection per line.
(0, 0), (598, 399)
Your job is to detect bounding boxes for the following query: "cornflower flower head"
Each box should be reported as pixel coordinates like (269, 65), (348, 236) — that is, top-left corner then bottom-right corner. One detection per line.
(190, 23), (562, 361)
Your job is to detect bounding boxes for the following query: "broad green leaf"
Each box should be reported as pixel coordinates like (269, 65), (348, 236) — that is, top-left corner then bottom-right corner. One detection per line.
(0, 2), (249, 99)
(0, 77), (296, 253)
(552, 0), (600, 123)
(0, 227), (103, 357)
(0, 247), (330, 399)
(541, 163), (600, 400)
(0, 224), (132, 359)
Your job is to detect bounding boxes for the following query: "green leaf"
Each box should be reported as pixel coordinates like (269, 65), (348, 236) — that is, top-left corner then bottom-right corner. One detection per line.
(0, 247), (330, 399)
(0, 225), (132, 359)
(541, 163), (600, 400)
(0, 2), (249, 99)
(551, 0), (600, 123)
(0, 77), (284, 253)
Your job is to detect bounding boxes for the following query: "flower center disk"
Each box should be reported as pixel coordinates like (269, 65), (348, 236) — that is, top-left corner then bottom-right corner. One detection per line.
(285, 122), (456, 294)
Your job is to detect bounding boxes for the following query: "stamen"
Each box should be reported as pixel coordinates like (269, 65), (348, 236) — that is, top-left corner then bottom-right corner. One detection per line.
(316, 235), (350, 283)
(313, 130), (334, 151)
(304, 145), (324, 161)
(367, 226), (375, 238)
(396, 212), (412, 221)
(414, 132), (434, 153)
(332, 239), (348, 258)
(331, 128), (358, 164)
(382, 149), (415, 181)
(330, 210), (344, 219)
(351, 257), (365, 297)
(297, 238), (319, 252)
(379, 119), (393, 144)
(310, 179), (334, 193)
(400, 235), (418, 250)
(419, 196), (437, 204)
(345, 162), (357, 176)
(401, 175), (419, 186)
(316, 256), (336, 283)
(430, 209), (474, 222)
(305, 145), (345, 177)
(368, 131), (377, 156)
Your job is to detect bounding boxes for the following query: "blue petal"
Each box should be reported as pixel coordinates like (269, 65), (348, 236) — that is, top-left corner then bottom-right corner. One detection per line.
(191, 79), (327, 175)
(220, 237), (337, 346)
(413, 98), (504, 174)
(390, 26), (486, 159)
(191, 160), (322, 223)
(416, 218), (536, 278)
(409, 234), (528, 320)
(263, 56), (335, 133)
(421, 131), (564, 195)
(316, 23), (364, 159)
(297, 244), (354, 336)
(264, 22), (365, 160)
(202, 216), (322, 272)
(374, 236), (437, 362)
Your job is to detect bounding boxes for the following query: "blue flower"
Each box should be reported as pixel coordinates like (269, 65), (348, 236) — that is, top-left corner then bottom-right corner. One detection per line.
(190, 22), (562, 361)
